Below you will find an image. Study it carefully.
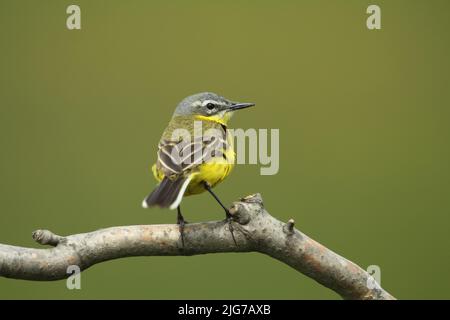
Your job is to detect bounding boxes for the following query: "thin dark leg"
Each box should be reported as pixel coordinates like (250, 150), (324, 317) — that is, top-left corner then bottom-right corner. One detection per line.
(177, 206), (188, 247)
(203, 182), (237, 246)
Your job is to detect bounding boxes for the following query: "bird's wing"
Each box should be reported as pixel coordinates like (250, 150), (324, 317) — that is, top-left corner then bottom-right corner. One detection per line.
(156, 133), (228, 178)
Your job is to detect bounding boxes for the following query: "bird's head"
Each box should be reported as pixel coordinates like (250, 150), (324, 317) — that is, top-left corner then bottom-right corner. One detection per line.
(173, 92), (255, 125)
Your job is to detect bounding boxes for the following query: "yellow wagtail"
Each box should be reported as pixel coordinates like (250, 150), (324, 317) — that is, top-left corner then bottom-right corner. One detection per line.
(142, 92), (254, 243)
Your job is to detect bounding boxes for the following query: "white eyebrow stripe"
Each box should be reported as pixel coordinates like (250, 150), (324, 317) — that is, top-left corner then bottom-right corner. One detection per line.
(201, 99), (220, 107)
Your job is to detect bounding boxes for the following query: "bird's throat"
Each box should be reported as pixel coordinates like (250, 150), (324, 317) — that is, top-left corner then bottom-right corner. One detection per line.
(195, 111), (233, 126)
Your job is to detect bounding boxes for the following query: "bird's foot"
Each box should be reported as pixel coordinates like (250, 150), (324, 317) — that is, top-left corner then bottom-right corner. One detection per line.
(176, 206), (188, 248)
(178, 220), (187, 248)
(177, 216), (189, 248)
(225, 210), (238, 246)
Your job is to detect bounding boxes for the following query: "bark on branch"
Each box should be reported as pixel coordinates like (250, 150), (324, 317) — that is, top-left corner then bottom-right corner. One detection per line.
(0, 193), (395, 300)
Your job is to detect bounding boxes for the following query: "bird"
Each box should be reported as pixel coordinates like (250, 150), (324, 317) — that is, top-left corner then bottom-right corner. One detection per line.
(142, 92), (255, 245)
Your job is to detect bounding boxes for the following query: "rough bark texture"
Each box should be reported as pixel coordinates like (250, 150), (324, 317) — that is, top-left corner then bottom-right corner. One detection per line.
(0, 193), (395, 300)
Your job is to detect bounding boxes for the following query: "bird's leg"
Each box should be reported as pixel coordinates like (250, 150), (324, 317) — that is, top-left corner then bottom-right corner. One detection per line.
(177, 206), (188, 247)
(203, 182), (237, 246)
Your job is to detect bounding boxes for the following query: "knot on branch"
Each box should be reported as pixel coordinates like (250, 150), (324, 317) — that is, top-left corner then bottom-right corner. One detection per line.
(32, 229), (63, 246)
(283, 219), (295, 235)
(229, 193), (264, 225)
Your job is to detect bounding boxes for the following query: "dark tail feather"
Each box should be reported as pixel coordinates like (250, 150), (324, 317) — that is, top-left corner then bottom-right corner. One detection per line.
(142, 177), (187, 209)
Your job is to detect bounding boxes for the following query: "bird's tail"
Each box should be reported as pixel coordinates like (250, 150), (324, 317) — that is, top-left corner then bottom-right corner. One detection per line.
(142, 176), (192, 210)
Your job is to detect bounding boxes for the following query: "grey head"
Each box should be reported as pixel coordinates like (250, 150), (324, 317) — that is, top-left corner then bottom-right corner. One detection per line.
(173, 92), (254, 117)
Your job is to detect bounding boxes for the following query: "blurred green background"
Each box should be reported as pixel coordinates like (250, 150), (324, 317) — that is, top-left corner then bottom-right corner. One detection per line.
(1, 0), (449, 299)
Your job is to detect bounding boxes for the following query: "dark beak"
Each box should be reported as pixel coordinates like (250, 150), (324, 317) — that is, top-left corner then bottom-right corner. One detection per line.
(228, 102), (255, 112)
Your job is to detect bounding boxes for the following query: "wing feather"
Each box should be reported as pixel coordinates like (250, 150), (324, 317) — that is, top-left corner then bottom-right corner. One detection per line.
(155, 128), (229, 177)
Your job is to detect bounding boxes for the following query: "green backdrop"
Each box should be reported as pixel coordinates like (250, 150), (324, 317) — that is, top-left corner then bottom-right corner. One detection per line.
(1, 0), (449, 299)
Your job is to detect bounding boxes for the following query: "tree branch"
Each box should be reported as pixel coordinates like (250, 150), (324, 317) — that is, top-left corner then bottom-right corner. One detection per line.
(0, 193), (395, 300)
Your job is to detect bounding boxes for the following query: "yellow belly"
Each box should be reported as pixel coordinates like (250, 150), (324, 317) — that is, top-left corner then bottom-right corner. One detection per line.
(185, 159), (234, 195)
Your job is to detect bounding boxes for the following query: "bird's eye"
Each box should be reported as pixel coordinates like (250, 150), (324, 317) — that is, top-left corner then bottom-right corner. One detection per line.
(206, 103), (215, 110)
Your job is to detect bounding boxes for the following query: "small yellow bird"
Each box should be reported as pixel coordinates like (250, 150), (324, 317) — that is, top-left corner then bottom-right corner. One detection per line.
(142, 92), (254, 243)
